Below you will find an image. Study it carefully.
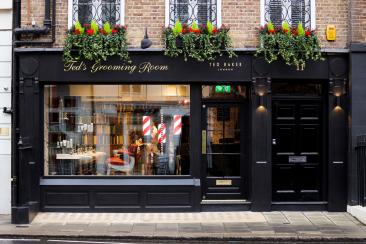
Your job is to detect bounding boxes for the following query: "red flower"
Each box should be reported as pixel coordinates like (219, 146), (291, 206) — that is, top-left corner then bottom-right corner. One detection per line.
(112, 29), (118, 34)
(182, 29), (187, 34)
(212, 28), (218, 34)
(292, 30), (298, 36)
(305, 30), (311, 37)
(99, 28), (107, 35)
(74, 29), (81, 35)
(268, 29), (275, 34)
(194, 29), (200, 34)
(283, 29), (289, 34)
(86, 29), (94, 36)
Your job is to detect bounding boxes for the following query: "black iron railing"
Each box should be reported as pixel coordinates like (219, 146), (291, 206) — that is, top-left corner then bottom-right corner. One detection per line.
(72, 0), (121, 26)
(168, 0), (217, 26)
(263, 0), (311, 28)
(356, 135), (366, 206)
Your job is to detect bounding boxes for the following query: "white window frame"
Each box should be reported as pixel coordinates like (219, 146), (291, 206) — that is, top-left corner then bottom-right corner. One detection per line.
(165, 0), (222, 27)
(260, 0), (316, 30)
(68, 0), (125, 28)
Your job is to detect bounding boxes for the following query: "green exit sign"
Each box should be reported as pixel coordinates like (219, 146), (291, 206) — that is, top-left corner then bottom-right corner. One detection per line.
(215, 85), (231, 93)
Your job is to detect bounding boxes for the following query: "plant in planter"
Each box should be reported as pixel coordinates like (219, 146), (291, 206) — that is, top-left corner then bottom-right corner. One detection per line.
(256, 21), (322, 70)
(63, 20), (129, 64)
(164, 20), (236, 62)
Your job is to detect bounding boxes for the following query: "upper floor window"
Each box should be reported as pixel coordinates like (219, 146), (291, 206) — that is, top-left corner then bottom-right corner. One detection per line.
(166, 0), (221, 27)
(261, 0), (315, 29)
(68, 0), (125, 27)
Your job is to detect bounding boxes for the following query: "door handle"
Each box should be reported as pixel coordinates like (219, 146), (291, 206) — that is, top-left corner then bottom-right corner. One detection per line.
(272, 139), (277, 145)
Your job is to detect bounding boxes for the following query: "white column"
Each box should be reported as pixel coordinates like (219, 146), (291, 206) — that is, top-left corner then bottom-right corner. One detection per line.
(0, 0), (12, 214)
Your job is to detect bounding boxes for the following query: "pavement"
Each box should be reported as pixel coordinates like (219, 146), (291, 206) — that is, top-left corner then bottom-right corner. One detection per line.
(0, 212), (366, 243)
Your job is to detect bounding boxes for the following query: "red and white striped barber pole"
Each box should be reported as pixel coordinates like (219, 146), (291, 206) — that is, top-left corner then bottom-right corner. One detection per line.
(158, 123), (167, 144)
(143, 116), (151, 136)
(173, 115), (182, 136)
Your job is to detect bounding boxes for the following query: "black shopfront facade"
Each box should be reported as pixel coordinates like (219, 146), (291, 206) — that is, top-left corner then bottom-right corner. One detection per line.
(12, 49), (349, 224)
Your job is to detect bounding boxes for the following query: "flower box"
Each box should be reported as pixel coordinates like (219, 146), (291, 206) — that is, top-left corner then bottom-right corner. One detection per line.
(256, 22), (323, 70)
(163, 21), (236, 62)
(63, 21), (129, 64)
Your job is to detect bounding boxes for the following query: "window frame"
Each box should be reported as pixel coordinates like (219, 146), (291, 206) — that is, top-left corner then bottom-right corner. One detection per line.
(260, 0), (316, 30)
(165, 0), (222, 27)
(68, 0), (125, 28)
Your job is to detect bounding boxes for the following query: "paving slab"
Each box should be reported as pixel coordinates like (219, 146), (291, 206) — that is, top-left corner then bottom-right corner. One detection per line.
(1, 212), (366, 242)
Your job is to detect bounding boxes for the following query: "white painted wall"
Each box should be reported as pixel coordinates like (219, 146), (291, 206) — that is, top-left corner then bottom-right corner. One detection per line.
(0, 4), (12, 214)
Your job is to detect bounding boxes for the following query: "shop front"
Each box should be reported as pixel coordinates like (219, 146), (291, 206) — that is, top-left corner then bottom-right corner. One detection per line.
(12, 49), (348, 223)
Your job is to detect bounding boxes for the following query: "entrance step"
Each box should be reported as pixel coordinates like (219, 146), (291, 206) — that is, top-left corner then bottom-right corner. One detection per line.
(201, 199), (251, 211)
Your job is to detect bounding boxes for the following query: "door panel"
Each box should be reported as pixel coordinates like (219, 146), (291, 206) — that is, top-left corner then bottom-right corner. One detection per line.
(202, 104), (243, 199)
(272, 99), (323, 202)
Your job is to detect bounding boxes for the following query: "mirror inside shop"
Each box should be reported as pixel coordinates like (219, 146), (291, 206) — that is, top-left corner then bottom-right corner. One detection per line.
(44, 85), (190, 176)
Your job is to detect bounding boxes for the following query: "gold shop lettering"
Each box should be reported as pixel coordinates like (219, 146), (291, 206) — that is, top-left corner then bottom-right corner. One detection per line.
(64, 61), (169, 74)
(91, 63), (137, 74)
(64, 61), (87, 71)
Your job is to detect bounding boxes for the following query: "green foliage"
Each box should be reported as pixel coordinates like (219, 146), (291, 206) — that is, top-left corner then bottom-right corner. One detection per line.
(267, 21), (275, 31)
(74, 21), (84, 34)
(207, 21), (214, 34)
(282, 22), (290, 33)
(191, 21), (199, 31)
(256, 22), (323, 70)
(103, 22), (112, 34)
(297, 22), (305, 36)
(172, 20), (183, 36)
(91, 20), (99, 35)
(63, 21), (129, 64)
(164, 23), (236, 62)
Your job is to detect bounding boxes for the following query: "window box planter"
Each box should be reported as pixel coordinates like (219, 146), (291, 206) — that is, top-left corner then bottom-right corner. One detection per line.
(256, 22), (323, 70)
(163, 21), (236, 62)
(63, 21), (129, 64)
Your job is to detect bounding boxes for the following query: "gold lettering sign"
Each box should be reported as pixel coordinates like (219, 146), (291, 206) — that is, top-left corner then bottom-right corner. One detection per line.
(64, 61), (169, 74)
(216, 179), (232, 186)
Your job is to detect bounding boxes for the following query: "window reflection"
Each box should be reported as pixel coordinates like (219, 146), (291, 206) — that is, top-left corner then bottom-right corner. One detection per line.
(44, 85), (190, 176)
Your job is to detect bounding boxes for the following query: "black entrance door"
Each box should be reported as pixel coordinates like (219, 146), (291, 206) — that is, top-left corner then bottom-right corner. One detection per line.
(272, 98), (323, 201)
(202, 104), (244, 199)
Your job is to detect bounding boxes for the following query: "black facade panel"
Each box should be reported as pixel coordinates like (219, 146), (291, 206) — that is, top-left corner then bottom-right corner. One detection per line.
(146, 192), (191, 206)
(95, 192), (140, 206)
(45, 191), (89, 206)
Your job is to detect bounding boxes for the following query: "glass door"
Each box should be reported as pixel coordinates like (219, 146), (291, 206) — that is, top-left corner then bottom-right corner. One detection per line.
(202, 104), (244, 199)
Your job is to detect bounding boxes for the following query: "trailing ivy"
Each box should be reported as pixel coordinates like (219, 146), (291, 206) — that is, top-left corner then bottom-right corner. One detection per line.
(63, 20), (129, 64)
(256, 22), (323, 70)
(164, 20), (236, 62)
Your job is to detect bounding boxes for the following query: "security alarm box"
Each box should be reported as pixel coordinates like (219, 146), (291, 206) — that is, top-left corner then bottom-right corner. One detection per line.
(326, 25), (336, 41)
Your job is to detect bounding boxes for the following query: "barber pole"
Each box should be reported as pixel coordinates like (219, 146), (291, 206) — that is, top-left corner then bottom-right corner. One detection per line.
(173, 115), (182, 136)
(143, 116), (151, 136)
(158, 123), (166, 144)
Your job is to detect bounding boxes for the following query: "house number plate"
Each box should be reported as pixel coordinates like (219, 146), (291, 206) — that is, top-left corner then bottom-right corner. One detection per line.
(289, 156), (307, 163)
(216, 180), (232, 186)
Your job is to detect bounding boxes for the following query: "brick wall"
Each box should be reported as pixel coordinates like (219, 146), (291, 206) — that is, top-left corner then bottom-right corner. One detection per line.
(19, 0), (350, 49)
(350, 0), (366, 43)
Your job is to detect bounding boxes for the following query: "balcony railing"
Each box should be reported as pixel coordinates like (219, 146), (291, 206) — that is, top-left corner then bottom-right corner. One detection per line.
(72, 0), (121, 26)
(263, 0), (311, 28)
(168, 0), (217, 26)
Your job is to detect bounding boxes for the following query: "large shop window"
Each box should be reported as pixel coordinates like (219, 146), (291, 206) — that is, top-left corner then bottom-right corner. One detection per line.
(261, 0), (315, 29)
(166, 0), (221, 26)
(44, 85), (190, 176)
(69, 0), (125, 27)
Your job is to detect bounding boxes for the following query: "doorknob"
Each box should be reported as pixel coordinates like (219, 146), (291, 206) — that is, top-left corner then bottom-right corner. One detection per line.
(272, 139), (277, 145)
